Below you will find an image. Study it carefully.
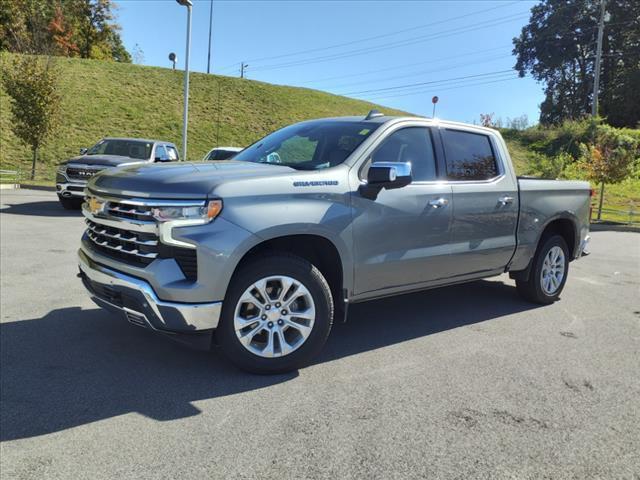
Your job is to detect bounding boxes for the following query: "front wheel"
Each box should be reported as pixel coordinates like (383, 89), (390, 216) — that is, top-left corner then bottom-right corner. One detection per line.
(217, 253), (334, 374)
(516, 234), (569, 304)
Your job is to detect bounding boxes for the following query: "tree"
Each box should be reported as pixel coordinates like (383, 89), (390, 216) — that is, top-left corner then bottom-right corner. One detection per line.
(0, 0), (130, 62)
(48, 5), (79, 57)
(1, 55), (61, 180)
(513, 0), (640, 128)
(578, 123), (639, 219)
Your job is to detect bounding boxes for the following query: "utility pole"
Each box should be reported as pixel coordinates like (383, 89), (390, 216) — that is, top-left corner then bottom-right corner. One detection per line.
(176, 0), (193, 161)
(240, 62), (248, 79)
(592, 0), (606, 116)
(206, 0), (213, 74)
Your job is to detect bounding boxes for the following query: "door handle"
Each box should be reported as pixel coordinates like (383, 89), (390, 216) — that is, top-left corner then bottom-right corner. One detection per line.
(429, 198), (449, 208)
(498, 195), (514, 205)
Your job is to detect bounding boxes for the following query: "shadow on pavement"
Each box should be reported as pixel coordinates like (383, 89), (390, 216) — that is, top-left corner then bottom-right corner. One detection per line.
(0, 280), (539, 441)
(0, 200), (82, 217)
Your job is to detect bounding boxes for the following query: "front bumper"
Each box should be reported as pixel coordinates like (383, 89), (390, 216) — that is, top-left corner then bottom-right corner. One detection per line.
(579, 234), (591, 257)
(78, 248), (222, 335)
(57, 181), (87, 198)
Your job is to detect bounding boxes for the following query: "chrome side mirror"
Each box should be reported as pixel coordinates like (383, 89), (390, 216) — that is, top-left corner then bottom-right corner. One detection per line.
(79, 148), (88, 155)
(367, 161), (412, 189)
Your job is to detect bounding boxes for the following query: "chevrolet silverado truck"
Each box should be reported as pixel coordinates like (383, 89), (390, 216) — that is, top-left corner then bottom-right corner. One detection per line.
(78, 112), (591, 373)
(56, 137), (180, 209)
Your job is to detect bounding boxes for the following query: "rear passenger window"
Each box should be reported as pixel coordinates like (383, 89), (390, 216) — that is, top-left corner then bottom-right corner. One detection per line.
(369, 127), (437, 181)
(442, 129), (498, 180)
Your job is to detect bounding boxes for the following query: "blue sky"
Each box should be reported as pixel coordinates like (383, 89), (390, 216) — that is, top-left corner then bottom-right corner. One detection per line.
(117, 0), (543, 124)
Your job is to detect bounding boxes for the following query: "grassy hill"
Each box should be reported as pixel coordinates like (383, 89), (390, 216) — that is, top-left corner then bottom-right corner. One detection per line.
(0, 53), (409, 180)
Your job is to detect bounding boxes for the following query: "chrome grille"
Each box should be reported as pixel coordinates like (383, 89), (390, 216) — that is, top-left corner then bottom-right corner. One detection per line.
(66, 166), (105, 181)
(82, 194), (202, 279)
(107, 202), (155, 222)
(85, 219), (158, 263)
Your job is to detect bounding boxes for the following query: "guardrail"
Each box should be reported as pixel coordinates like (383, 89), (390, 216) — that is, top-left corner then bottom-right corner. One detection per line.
(594, 205), (639, 225)
(0, 169), (21, 185)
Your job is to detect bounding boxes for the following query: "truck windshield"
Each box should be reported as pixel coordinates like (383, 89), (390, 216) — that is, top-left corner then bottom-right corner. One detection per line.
(233, 120), (379, 170)
(87, 139), (153, 160)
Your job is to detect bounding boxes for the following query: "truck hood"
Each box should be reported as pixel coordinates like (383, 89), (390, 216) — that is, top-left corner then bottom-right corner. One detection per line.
(66, 154), (146, 168)
(88, 160), (296, 199)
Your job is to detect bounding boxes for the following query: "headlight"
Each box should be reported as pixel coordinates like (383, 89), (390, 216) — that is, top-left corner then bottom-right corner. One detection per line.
(151, 199), (223, 223)
(155, 200), (223, 248)
(57, 164), (67, 174)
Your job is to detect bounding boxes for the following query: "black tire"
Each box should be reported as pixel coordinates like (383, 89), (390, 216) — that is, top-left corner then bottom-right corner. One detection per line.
(217, 253), (334, 374)
(58, 196), (83, 210)
(516, 234), (570, 304)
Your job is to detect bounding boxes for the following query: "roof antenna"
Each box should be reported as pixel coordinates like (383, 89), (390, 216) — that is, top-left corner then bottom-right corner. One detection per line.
(365, 109), (384, 120)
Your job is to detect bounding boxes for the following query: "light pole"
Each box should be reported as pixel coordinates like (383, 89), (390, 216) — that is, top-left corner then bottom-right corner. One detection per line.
(207, 0), (213, 74)
(592, 0), (606, 117)
(176, 0), (192, 161)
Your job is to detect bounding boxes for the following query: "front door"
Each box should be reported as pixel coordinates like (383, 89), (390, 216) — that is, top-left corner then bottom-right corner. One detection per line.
(351, 126), (453, 295)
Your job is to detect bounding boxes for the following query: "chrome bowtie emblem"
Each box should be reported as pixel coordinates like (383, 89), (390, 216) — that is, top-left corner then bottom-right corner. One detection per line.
(88, 197), (105, 214)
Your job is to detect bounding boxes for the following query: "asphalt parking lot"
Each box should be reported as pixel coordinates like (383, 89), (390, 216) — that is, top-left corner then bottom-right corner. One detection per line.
(1, 188), (639, 479)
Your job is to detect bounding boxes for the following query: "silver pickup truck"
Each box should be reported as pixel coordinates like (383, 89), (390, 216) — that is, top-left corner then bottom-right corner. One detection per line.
(78, 112), (591, 373)
(56, 137), (180, 209)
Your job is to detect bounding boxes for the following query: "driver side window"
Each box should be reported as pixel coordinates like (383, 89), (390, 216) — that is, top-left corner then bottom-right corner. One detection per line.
(367, 127), (437, 182)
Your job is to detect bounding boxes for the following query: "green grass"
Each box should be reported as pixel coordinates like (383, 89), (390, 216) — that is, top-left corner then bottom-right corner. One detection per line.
(591, 179), (640, 224)
(0, 53), (408, 180)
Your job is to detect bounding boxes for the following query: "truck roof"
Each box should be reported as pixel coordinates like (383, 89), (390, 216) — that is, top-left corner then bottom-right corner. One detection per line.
(307, 114), (499, 134)
(102, 137), (176, 145)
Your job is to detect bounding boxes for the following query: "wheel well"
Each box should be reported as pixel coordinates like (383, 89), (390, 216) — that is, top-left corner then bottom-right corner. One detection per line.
(235, 235), (344, 304)
(541, 218), (577, 258)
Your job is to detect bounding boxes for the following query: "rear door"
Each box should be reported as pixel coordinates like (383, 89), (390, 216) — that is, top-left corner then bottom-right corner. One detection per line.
(439, 127), (519, 276)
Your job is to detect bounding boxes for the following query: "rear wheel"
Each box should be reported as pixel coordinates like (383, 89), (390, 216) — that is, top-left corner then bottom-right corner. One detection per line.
(516, 234), (569, 304)
(217, 253), (334, 374)
(58, 196), (83, 210)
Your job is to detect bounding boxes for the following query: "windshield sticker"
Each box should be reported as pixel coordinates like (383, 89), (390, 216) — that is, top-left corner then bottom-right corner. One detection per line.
(293, 180), (339, 187)
(358, 129), (370, 135)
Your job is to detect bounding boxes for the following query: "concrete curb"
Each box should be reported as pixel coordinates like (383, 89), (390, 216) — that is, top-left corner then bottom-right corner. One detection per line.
(590, 222), (640, 233)
(18, 184), (56, 192)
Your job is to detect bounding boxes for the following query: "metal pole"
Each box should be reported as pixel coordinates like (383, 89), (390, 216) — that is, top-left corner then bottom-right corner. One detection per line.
(592, 0), (606, 116)
(206, 0), (213, 74)
(182, 4), (192, 161)
(432, 103), (436, 118)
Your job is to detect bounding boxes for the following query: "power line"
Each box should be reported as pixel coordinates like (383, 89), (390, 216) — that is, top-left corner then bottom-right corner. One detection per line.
(323, 53), (512, 91)
(294, 17), (635, 86)
(295, 45), (512, 86)
(227, 1), (522, 67)
(247, 12), (529, 72)
(357, 72), (518, 101)
(360, 74), (520, 102)
(342, 69), (515, 96)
